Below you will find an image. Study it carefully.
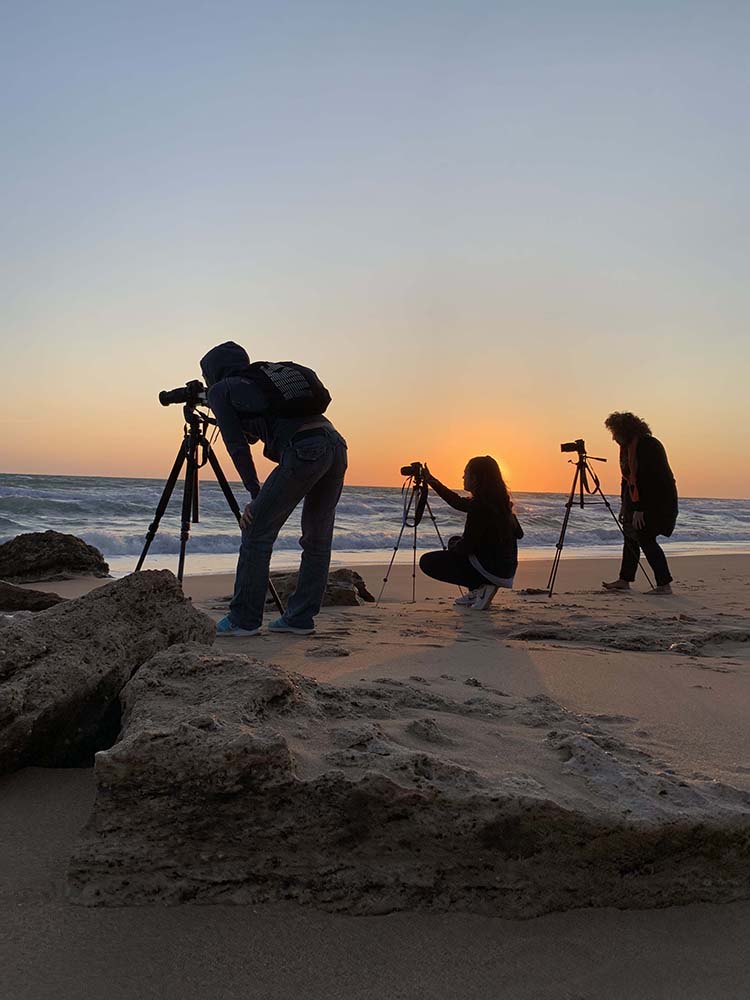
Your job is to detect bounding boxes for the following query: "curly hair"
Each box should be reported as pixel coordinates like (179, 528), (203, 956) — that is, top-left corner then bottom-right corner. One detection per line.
(604, 411), (652, 442)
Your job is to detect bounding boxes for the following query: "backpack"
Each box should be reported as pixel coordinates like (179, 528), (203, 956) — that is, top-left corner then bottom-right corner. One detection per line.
(244, 361), (332, 418)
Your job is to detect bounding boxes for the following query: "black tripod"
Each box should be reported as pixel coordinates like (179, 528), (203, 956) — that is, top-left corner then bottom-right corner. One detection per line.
(546, 446), (654, 598)
(135, 403), (284, 613)
(377, 464), (447, 604)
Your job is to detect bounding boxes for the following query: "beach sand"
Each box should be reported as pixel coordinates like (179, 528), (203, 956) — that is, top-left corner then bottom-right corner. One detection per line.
(3, 553), (750, 998)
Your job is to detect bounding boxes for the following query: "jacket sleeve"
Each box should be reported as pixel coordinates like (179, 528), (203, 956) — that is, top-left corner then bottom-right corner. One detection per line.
(207, 382), (261, 497)
(634, 437), (674, 513)
(512, 514), (524, 539)
(428, 477), (472, 512)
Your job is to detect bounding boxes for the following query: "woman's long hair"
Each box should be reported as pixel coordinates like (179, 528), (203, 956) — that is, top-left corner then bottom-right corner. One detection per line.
(465, 456), (514, 533)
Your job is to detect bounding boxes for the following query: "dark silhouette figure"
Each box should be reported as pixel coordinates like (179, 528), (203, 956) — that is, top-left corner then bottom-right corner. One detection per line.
(419, 455), (523, 610)
(602, 411), (678, 595)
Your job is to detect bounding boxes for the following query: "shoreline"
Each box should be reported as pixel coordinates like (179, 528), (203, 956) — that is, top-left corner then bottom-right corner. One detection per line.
(32, 550), (750, 605)
(104, 539), (750, 579)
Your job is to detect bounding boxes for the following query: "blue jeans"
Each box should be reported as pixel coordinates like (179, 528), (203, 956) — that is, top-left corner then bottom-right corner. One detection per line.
(229, 429), (348, 630)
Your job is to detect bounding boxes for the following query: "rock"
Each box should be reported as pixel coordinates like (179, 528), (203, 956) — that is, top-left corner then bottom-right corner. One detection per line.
(266, 568), (375, 608)
(669, 641), (699, 655)
(0, 571), (214, 774)
(70, 646), (750, 915)
(0, 580), (65, 612)
(0, 530), (110, 583)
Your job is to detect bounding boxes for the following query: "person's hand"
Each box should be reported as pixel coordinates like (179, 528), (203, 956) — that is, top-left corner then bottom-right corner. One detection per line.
(240, 503), (254, 530)
(422, 463), (433, 483)
(632, 510), (646, 531)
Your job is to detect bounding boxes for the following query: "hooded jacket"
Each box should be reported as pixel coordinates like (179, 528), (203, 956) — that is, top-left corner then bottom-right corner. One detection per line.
(200, 342), (332, 496)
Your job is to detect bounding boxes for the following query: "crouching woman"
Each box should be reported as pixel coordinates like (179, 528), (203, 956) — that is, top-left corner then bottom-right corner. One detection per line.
(419, 456), (523, 610)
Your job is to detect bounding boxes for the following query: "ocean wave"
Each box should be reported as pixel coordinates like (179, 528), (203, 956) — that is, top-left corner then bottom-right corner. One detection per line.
(1, 473), (748, 561)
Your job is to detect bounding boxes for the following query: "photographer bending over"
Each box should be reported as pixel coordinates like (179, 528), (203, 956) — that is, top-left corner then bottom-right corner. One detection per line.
(603, 411), (678, 595)
(201, 342), (347, 636)
(419, 456), (523, 610)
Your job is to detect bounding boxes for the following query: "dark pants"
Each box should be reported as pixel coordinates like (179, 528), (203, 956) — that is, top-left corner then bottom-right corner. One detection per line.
(230, 429), (348, 630)
(620, 519), (673, 586)
(419, 550), (487, 589)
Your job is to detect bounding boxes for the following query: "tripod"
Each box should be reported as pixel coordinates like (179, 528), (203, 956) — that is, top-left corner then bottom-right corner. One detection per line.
(377, 466), (448, 604)
(135, 402), (284, 613)
(546, 447), (654, 598)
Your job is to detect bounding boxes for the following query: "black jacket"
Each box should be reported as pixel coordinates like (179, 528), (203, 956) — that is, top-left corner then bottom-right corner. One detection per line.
(200, 342), (331, 497)
(428, 478), (523, 579)
(622, 436), (678, 536)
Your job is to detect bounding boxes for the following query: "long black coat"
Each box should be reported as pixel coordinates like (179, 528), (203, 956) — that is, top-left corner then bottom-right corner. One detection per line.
(622, 436), (678, 537)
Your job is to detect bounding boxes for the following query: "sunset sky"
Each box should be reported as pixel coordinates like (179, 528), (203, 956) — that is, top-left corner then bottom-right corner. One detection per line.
(3, 1), (749, 498)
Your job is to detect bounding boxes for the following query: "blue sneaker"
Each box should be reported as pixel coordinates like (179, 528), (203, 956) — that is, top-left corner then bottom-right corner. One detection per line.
(215, 615), (261, 637)
(268, 617), (315, 636)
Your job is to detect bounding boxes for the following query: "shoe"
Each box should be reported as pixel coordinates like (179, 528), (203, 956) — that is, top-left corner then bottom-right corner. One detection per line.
(646, 584), (673, 595)
(602, 579), (630, 591)
(215, 615), (261, 637)
(455, 588), (482, 606)
(471, 585), (498, 610)
(268, 617), (315, 635)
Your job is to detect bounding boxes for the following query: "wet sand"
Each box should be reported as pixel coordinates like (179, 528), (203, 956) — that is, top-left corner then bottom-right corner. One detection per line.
(5, 552), (750, 998)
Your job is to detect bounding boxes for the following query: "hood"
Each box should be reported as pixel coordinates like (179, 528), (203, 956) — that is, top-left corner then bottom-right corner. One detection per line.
(200, 342), (252, 386)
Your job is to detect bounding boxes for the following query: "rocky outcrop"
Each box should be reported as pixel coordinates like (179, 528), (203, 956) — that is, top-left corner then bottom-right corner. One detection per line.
(266, 568), (375, 608)
(0, 571), (214, 774)
(0, 530), (110, 583)
(69, 645), (750, 915)
(0, 581), (65, 612)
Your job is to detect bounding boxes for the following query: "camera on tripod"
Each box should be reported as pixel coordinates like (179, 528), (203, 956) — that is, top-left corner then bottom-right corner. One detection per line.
(158, 379), (207, 408)
(400, 461), (425, 480)
(560, 439), (586, 455)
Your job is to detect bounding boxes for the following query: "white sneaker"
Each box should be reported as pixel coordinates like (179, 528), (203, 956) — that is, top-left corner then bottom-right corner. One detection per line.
(455, 588), (482, 606)
(471, 585), (499, 610)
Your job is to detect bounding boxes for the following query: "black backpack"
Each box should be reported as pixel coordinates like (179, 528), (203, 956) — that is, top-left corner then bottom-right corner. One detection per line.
(243, 361), (331, 418)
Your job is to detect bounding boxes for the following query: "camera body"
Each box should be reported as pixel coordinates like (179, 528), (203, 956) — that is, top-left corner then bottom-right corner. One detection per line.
(159, 379), (208, 408)
(400, 461), (424, 479)
(560, 439), (586, 454)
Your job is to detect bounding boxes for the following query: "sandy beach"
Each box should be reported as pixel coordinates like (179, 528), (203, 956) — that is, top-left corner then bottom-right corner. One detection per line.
(2, 552), (749, 999)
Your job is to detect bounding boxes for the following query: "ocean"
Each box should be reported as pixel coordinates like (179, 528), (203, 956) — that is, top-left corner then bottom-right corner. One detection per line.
(1, 473), (748, 578)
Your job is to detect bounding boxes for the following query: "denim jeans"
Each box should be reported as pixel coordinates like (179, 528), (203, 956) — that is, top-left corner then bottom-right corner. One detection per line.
(229, 428), (348, 630)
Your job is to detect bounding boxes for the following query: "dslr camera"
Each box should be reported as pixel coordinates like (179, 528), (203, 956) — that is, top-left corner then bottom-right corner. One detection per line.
(400, 461), (425, 479)
(159, 379), (208, 408)
(560, 439), (586, 455)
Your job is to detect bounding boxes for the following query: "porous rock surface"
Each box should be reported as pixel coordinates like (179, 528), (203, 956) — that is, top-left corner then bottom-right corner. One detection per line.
(0, 580), (65, 612)
(69, 645), (750, 915)
(266, 567), (376, 608)
(0, 530), (110, 583)
(0, 571), (214, 774)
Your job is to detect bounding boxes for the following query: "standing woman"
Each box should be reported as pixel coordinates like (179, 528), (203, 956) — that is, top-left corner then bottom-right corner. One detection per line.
(603, 411), (678, 595)
(419, 456), (523, 610)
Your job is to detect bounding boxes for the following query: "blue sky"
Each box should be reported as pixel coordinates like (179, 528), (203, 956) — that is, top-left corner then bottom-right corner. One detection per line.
(2, 1), (749, 494)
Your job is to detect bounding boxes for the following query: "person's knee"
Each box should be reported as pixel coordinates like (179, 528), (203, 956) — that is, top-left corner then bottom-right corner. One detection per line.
(419, 552), (438, 576)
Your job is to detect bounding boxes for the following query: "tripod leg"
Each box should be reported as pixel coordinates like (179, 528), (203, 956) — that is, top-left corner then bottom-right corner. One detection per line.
(412, 514), (418, 603)
(376, 488), (416, 605)
(192, 464), (200, 523)
(424, 498), (447, 550)
(547, 464), (580, 597)
(176, 451), (196, 584)
(135, 445), (186, 572)
(206, 447), (285, 616)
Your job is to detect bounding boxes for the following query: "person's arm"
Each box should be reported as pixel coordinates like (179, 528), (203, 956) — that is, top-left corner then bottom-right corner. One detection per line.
(424, 468), (471, 512)
(512, 513), (524, 539)
(207, 382), (261, 497)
